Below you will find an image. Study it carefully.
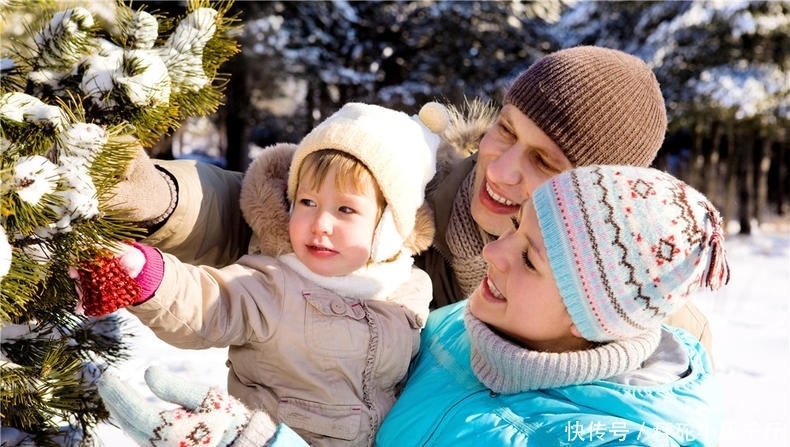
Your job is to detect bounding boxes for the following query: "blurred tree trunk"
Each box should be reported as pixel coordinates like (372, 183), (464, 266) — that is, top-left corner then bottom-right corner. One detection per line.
(722, 121), (737, 229)
(224, 53), (249, 172)
(688, 120), (704, 189)
(754, 136), (771, 226)
(705, 120), (723, 205)
(737, 127), (754, 235)
(777, 142), (788, 215)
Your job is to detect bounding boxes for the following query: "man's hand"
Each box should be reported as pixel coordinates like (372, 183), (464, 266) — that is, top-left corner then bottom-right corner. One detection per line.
(106, 146), (176, 227)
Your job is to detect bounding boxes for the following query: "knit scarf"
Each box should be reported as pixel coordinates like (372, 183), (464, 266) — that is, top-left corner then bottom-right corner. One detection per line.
(278, 251), (413, 301)
(446, 171), (494, 297)
(463, 305), (662, 393)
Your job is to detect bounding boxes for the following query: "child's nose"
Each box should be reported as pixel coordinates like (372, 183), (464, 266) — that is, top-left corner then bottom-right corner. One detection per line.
(311, 211), (334, 235)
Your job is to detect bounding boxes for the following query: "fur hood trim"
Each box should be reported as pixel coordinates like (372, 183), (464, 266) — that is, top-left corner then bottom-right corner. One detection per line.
(240, 142), (297, 257)
(432, 97), (499, 187)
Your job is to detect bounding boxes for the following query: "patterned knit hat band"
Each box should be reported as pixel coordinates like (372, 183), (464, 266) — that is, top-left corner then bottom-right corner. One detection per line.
(533, 165), (730, 342)
(504, 46), (667, 168)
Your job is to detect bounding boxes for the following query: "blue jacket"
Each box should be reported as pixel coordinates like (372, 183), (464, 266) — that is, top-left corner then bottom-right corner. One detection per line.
(374, 301), (722, 446)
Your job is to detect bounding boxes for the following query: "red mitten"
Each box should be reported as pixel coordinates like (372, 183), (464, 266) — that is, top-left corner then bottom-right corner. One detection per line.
(73, 252), (142, 317)
(70, 242), (162, 317)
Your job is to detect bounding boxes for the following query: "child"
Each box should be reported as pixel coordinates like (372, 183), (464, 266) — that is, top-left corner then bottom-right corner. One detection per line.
(74, 102), (449, 447)
(97, 164), (729, 446)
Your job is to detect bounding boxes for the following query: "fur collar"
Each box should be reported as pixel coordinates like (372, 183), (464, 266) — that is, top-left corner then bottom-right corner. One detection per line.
(240, 143), (297, 257)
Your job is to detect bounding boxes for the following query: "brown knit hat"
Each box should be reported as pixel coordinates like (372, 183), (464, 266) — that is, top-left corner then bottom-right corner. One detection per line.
(504, 46), (667, 167)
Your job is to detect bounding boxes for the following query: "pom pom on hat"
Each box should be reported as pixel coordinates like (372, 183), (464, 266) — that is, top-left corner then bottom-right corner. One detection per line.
(504, 46), (667, 168)
(532, 165), (730, 342)
(418, 101), (451, 134)
(288, 102), (447, 262)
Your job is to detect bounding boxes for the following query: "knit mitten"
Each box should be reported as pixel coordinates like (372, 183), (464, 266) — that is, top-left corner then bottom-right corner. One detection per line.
(70, 242), (162, 316)
(97, 366), (278, 447)
(106, 145), (177, 228)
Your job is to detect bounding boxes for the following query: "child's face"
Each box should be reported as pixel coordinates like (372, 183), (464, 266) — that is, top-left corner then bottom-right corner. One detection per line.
(289, 166), (381, 276)
(468, 200), (587, 352)
(471, 105), (574, 238)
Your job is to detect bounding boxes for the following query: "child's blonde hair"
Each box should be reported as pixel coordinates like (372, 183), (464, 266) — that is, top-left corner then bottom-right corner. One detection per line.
(297, 149), (386, 220)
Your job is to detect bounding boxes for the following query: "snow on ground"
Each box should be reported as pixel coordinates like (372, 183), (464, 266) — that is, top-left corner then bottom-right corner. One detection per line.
(691, 219), (790, 445)
(96, 219), (790, 446)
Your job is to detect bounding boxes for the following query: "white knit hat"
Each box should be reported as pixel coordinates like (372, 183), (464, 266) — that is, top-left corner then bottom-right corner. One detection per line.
(287, 102), (449, 262)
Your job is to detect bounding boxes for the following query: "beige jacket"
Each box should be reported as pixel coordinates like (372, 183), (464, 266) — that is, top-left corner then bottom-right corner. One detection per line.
(144, 157), (250, 267)
(128, 253), (428, 447)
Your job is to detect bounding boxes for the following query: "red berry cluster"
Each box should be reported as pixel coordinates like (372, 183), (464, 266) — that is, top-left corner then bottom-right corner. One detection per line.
(77, 255), (142, 317)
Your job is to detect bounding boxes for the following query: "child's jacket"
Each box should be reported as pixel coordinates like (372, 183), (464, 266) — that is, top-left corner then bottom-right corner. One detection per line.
(128, 253), (430, 447)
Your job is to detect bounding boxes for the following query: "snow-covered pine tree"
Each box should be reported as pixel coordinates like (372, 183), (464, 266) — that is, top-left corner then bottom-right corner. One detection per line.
(0, 1), (239, 445)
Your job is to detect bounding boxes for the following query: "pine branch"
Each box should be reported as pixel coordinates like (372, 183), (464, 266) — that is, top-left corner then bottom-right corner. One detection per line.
(1, 1), (239, 442)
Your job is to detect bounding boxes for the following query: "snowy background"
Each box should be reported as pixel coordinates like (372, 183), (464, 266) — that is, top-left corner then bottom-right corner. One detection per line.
(95, 217), (790, 446)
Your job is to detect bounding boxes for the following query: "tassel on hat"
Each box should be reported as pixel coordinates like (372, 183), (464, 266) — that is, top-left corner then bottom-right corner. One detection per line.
(532, 165), (731, 342)
(700, 200), (731, 290)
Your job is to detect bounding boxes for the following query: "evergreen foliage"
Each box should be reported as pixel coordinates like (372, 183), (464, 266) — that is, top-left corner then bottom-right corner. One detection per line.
(232, 0), (787, 226)
(0, 1), (239, 444)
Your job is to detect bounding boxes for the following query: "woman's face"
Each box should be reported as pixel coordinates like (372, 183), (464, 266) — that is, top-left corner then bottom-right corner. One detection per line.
(470, 104), (573, 238)
(289, 166), (380, 277)
(468, 200), (588, 352)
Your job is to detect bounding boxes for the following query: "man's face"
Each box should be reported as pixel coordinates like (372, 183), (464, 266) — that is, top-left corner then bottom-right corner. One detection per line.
(470, 104), (573, 237)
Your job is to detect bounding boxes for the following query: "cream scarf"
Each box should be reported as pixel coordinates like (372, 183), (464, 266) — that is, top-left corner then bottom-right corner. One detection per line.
(463, 305), (662, 393)
(278, 251), (413, 301)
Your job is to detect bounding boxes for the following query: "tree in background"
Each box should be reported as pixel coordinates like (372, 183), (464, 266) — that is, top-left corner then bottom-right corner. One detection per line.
(0, 1), (238, 444)
(229, 0), (788, 229)
(226, 0), (563, 168)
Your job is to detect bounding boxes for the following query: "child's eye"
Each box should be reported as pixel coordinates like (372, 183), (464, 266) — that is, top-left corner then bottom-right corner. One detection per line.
(338, 206), (355, 214)
(299, 198), (315, 207)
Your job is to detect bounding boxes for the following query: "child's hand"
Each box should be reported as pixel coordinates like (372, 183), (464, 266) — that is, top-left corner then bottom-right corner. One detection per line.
(70, 243), (146, 316)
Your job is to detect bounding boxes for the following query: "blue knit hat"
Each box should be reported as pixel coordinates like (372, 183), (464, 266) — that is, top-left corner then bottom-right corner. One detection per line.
(532, 165), (730, 342)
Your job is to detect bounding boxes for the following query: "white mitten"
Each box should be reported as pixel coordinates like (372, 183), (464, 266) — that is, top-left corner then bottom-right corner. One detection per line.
(98, 366), (265, 447)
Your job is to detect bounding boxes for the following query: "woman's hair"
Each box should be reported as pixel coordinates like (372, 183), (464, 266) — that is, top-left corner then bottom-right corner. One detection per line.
(297, 149), (386, 218)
